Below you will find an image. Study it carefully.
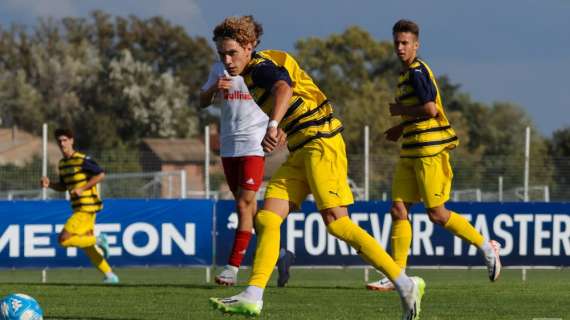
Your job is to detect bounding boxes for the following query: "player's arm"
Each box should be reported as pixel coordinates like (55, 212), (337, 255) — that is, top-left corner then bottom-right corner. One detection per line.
(250, 62), (293, 153)
(389, 66), (438, 118)
(40, 176), (66, 192)
(199, 76), (232, 108)
(71, 157), (105, 197)
(263, 80), (292, 152)
(389, 101), (437, 118)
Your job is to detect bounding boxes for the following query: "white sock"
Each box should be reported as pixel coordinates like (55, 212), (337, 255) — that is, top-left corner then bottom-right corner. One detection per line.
(242, 285), (264, 301)
(104, 272), (115, 278)
(393, 272), (413, 297)
(480, 241), (494, 257)
(226, 265), (239, 274)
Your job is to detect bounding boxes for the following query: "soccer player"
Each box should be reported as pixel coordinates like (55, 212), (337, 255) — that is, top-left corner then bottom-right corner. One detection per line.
(40, 128), (119, 284)
(366, 19), (501, 292)
(208, 16), (425, 319)
(200, 24), (294, 286)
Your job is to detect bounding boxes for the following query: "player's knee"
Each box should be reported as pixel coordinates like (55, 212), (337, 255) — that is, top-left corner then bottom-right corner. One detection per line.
(427, 207), (449, 225)
(390, 204), (408, 220)
(254, 210), (283, 233)
(236, 197), (255, 213)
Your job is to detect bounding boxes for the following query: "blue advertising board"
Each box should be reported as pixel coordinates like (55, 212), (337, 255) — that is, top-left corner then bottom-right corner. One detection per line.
(0, 199), (213, 268)
(1, 200), (568, 268)
(215, 201), (570, 266)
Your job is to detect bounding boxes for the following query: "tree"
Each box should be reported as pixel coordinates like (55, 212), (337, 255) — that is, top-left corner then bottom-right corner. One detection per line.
(548, 126), (570, 200)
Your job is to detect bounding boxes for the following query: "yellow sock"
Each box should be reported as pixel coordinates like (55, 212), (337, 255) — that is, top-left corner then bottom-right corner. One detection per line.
(444, 211), (484, 248)
(61, 234), (97, 248)
(391, 219), (412, 269)
(248, 210), (283, 288)
(84, 246), (112, 274)
(327, 216), (401, 280)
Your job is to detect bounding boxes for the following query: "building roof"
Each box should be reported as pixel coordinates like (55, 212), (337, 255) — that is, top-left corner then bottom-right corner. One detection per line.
(0, 128), (60, 166)
(142, 138), (219, 163)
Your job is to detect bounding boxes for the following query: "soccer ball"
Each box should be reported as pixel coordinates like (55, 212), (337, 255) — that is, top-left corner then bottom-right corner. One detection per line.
(0, 294), (43, 320)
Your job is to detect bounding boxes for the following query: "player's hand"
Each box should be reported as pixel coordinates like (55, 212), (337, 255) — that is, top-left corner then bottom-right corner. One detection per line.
(40, 176), (50, 188)
(384, 124), (404, 142)
(216, 76), (233, 91)
(262, 127), (279, 153)
(389, 103), (404, 116)
(276, 128), (287, 148)
(71, 187), (84, 197)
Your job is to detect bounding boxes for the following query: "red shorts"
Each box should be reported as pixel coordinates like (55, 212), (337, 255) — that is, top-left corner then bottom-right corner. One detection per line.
(222, 156), (265, 193)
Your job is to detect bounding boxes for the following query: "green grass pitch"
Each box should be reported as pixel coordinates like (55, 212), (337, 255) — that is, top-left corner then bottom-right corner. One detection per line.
(0, 267), (568, 319)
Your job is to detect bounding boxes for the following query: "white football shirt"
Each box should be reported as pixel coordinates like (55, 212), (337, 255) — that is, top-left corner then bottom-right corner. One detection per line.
(202, 62), (268, 157)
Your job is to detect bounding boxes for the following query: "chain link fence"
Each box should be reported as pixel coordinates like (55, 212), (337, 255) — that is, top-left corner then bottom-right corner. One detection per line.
(1, 147), (569, 202)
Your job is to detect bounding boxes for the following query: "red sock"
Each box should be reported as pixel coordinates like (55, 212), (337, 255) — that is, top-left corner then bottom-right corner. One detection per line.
(228, 230), (253, 268)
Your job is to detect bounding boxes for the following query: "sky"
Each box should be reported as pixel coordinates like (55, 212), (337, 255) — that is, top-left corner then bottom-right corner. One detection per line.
(0, 0), (568, 137)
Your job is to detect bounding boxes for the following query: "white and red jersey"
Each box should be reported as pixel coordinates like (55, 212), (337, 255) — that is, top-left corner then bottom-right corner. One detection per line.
(202, 62), (268, 157)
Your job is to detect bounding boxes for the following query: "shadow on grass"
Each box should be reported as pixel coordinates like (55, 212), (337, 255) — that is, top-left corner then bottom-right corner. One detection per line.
(0, 282), (216, 290)
(46, 317), (143, 320)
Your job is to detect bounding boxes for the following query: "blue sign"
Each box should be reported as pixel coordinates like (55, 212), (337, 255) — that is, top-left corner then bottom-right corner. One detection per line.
(215, 201), (570, 266)
(0, 199), (213, 268)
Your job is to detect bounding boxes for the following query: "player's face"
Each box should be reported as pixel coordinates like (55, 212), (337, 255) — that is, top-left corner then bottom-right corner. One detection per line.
(216, 38), (253, 76)
(393, 32), (419, 65)
(56, 135), (74, 157)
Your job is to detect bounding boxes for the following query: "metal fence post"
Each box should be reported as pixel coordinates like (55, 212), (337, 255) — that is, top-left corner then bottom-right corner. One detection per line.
(364, 126), (369, 201)
(42, 123), (48, 200)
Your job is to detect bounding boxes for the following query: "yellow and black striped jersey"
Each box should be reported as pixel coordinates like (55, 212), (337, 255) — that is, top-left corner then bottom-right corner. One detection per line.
(242, 50), (343, 152)
(58, 152), (103, 213)
(396, 58), (459, 158)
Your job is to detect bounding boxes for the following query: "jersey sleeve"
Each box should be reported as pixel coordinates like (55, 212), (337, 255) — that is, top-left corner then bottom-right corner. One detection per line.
(82, 157), (104, 175)
(251, 61), (293, 91)
(409, 65), (437, 104)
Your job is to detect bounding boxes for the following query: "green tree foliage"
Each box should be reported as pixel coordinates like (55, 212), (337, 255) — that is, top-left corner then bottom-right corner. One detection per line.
(548, 127), (570, 200)
(0, 11), (214, 150)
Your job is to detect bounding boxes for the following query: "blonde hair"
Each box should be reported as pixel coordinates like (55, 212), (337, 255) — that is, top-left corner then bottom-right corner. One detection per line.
(213, 15), (263, 47)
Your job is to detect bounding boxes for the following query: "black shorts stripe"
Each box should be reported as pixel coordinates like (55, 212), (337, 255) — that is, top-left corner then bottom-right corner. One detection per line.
(401, 136), (458, 149)
(402, 125), (452, 138)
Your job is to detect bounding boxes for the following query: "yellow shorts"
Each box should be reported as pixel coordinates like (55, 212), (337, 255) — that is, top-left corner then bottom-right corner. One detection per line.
(265, 134), (354, 210)
(392, 151), (453, 208)
(63, 211), (97, 235)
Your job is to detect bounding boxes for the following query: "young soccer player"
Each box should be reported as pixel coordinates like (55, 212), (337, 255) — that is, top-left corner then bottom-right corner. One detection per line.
(367, 19), (501, 292)
(40, 128), (119, 284)
(208, 16), (425, 319)
(200, 23), (294, 287)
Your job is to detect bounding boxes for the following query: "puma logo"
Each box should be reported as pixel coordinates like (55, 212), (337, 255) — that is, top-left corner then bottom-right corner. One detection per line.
(329, 191), (340, 197)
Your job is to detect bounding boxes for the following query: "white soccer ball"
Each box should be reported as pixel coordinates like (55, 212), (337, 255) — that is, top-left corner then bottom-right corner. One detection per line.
(0, 294), (43, 320)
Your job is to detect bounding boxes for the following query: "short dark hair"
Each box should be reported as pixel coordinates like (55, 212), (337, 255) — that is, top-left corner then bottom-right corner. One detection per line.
(54, 128), (74, 139)
(392, 19), (420, 38)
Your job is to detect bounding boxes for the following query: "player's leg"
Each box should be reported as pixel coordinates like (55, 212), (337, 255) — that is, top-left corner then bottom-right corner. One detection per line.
(368, 159), (417, 291)
(60, 212), (118, 283)
(216, 156), (264, 285)
(308, 135), (425, 319)
(59, 212), (97, 248)
(421, 151), (501, 281)
(210, 152), (309, 316)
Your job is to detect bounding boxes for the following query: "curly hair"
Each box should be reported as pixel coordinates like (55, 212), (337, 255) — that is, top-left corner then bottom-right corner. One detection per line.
(213, 15), (263, 47)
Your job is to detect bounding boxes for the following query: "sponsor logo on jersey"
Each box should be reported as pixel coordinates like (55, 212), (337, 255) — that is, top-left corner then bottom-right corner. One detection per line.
(224, 91), (253, 101)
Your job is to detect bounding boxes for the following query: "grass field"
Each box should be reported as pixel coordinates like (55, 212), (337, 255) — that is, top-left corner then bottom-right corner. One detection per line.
(0, 267), (568, 319)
